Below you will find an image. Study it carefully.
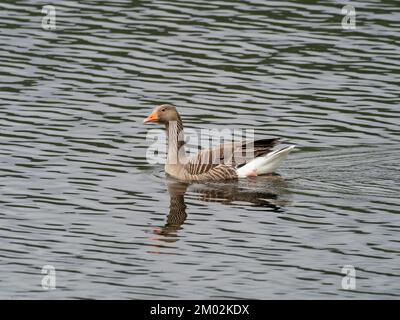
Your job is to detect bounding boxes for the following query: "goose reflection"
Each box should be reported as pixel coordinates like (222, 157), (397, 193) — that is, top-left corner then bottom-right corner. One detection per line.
(153, 176), (292, 241)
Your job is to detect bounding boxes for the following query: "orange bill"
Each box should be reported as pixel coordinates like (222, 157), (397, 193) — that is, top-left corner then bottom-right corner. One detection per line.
(143, 110), (158, 123)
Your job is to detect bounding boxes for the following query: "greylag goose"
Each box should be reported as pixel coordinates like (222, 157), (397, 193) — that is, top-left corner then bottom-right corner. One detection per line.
(143, 104), (295, 182)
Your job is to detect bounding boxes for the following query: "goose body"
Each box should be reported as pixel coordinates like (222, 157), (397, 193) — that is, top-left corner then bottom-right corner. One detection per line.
(144, 104), (295, 182)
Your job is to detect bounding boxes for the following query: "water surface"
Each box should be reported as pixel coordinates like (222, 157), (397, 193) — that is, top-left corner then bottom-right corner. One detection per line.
(0, 0), (399, 299)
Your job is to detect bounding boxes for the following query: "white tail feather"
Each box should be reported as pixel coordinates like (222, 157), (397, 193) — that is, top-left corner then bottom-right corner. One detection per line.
(236, 145), (295, 178)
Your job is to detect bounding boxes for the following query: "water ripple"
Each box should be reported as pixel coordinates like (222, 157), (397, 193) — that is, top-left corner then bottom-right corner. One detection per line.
(0, 0), (399, 299)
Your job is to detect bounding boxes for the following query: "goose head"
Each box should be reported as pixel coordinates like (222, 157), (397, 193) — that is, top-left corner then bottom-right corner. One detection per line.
(143, 104), (179, 124)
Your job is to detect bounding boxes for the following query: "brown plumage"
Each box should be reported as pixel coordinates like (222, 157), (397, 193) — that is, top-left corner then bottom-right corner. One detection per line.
(143, 104), (292, 182)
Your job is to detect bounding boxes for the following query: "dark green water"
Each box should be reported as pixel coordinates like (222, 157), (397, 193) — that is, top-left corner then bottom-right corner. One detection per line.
(0, 0), (399, 298)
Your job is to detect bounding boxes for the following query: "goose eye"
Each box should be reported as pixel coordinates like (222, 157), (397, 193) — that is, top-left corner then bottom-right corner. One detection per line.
(161, 108), (166, 112)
